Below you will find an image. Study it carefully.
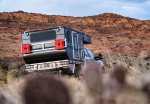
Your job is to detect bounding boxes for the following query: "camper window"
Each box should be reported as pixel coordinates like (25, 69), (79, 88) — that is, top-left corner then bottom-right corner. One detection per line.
(30, 30), (56, 43)
(74, 36), (78, 50)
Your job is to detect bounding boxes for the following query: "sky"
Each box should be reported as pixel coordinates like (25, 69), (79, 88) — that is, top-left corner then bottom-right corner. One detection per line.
(0, 0), (150, 20)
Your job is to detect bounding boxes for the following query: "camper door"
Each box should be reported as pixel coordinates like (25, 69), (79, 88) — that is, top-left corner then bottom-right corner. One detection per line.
(66, 30), (84, 62)
(72, 32), (84, 61)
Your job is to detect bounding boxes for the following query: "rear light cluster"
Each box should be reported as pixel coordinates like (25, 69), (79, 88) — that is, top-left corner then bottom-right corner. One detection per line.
(22, 44), (31, 54)
(22, 39), (65, 54)
(55, 39), (65, 50)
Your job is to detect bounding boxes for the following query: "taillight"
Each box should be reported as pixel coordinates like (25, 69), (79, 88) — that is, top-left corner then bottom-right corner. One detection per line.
(22, 44), (31, 54)
(55, 39), (65, 50)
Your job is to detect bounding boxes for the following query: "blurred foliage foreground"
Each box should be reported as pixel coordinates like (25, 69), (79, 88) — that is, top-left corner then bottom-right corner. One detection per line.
(0, 63), (25, 85)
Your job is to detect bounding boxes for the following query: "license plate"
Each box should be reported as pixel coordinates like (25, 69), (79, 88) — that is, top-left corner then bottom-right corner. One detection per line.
(32, 63), (55, 70)
(43, 62), (56, 69)
(44, 63), (50, 67)
(25, 60), (68, 72)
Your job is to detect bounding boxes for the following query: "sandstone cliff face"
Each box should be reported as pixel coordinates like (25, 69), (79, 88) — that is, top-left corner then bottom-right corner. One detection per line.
(0, 11), (150, 61)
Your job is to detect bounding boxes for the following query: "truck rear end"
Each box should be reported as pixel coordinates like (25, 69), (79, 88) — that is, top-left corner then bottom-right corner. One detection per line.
(21, 26), (91, 73)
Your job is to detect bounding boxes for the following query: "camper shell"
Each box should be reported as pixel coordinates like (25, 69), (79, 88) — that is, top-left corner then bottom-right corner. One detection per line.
(21, 26), (92, 72)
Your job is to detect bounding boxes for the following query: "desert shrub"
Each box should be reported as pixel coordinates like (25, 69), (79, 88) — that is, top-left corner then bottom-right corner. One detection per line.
(7, 68), (26, 81)
(23, 73), (71, 104)
(0, 62), (150, 104)
(0, 64), (8, 72)
(7, 63), (26, 79)
(146, 63), (149, 66)
(144, 55), (150, 60)
(0, 67), (7, 85)
(7, 71), (17, 81)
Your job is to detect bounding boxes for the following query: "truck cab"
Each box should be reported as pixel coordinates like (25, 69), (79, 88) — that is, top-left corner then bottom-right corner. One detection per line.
(21, 26), (92, 73)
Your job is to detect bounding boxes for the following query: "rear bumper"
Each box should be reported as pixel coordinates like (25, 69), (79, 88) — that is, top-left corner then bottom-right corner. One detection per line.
(23, 49), (68, 64)
(25, 60), (69, 72)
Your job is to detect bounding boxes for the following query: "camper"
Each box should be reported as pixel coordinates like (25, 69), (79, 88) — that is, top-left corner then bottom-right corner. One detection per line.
(21, 26), (92, 74)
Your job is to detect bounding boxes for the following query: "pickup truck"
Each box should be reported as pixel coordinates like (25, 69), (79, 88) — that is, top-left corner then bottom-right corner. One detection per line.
(21, 26), (103, 75)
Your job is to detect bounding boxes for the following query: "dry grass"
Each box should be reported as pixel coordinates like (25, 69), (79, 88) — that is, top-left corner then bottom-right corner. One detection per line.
(0, 62), (150, 104)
